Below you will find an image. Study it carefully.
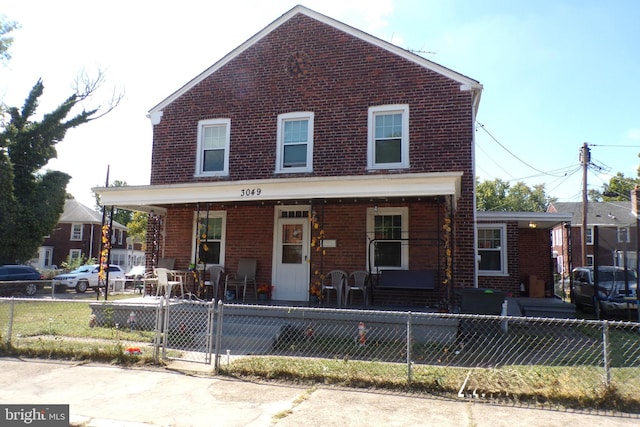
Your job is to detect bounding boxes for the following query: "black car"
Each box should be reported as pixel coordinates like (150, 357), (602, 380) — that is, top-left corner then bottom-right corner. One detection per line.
(0, 265), (44, 296)
(571, 266), (638, 316)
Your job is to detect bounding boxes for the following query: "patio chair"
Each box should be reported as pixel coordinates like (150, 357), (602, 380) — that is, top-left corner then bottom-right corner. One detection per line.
(224, 259), (257, 301)
(205, 266), (225, 301)
(155, 267), (184, 298)
(322, 270), (347, 306)
(345, 270), (369, 306)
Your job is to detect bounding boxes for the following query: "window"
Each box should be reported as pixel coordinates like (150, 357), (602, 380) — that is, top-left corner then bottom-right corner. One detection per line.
(276, 112), (314, 173)
(196, 118), (230, 176)
(585, 226), (593, 245)
(70, 224), (82, 241)
(117, 229), (123, 245)
(586, 255), (594, 266)
(366, 207), (408, 269)
(194, 211), (226, 265)
(368, 105), (409, 169)
(477, 224), (507, 275)
(69, 249), (82, 262)
(617, 227), (630, 243)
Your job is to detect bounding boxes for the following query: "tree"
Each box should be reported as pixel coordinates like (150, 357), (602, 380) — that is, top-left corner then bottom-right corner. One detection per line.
(0, 16), (19, 64)
(0, 77), (119, 264)
(476, 178), (555, 212)
(94, 180), (133, 226)
(590, 172), (640, 202)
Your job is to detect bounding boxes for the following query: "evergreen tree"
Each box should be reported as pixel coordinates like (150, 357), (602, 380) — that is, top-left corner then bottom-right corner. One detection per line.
(0, 80), (97, 263)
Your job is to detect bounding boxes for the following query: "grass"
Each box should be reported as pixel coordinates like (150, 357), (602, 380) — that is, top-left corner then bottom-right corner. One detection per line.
(2, 297), (639, 414)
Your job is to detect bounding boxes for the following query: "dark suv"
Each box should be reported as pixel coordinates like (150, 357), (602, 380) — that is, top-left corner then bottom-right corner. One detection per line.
(0, 265), (44, 296)
(571, 266), (638, 316)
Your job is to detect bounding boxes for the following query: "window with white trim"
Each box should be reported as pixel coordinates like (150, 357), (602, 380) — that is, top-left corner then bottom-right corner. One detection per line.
(477, 224), (508, 275)
(276, 112), (314, 173)
(196, 118), (230, 176)
(366, 207), (409, 270)
(194, 211), (227, 265)
(69, 249), (82, 262)
(617, 227), (630, 243)
(586, 255), (594, 266)
(367, 105), (409, 169)
(585, 226), (593, 245)
(70, 224), (82, 241)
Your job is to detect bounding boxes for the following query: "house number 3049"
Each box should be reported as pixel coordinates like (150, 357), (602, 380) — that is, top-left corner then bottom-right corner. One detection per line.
(240, 188), (262, 197)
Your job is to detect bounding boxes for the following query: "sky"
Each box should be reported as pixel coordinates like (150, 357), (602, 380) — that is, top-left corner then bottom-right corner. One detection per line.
(1, 0), (639, 209)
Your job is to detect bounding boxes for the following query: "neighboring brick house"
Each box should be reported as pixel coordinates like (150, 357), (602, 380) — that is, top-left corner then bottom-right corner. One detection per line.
(477, 212), (571, 298)
(95, 6), (564, 305)
(32, 198), (141, 271)
(548, 201), (638, 276)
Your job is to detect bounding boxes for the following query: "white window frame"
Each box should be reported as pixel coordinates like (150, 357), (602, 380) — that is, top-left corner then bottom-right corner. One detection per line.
(367, 104), (410, 170)
(195, 118), (231, 177)
(70, 224), (83, 241)
(586, 254), (594, 266)
(477, 224), (508, 276)
(192, 211), (227, 266)
(617, 227), (631, 243)
(585, 226), (594, 245)
(366, 207), (409, 270)
(69, 249), (82, 261)
(275, 112), (314, 173)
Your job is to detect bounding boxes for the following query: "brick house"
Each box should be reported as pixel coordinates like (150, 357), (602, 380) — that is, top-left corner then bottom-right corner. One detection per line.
(95, 6), (565, 306)
(32, 198), (142, 272)
(548, 201), (638, 277)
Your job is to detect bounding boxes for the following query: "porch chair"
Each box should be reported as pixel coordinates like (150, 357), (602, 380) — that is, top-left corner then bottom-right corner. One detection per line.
(322, 270), (347, 306)
(155, 267), (184, 298)
(345, 270), (369, 306)
(205, 266), (225, 301)
(224, 259), (257, 301)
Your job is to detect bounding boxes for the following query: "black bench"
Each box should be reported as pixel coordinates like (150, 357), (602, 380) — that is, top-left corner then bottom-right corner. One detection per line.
(374, 269), (437, 290)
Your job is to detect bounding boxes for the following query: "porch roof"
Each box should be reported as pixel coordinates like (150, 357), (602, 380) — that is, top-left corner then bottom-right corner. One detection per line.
(93, 172), (463, 214)
(477, 211), (572, 229)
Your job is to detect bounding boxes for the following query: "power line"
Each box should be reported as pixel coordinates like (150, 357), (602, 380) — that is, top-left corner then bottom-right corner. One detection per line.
(476, 121), (570, 178)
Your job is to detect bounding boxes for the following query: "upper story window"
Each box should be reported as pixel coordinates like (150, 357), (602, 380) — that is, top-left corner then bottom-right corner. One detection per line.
(276, 112), (314, 173)
(70, 224), (82, 241)
(478, 224), (508, 275)
(367, 104), (409, 169)
(585, 226), (594, 245)
(617, 227), (630, 243)
(196, 118), (230, 177)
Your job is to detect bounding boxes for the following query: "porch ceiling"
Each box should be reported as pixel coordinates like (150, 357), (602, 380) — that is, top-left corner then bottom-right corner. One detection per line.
(93, 172), (463, 213)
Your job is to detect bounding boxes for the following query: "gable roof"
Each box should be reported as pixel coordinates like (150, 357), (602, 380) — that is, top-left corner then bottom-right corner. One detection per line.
(147, 5), (482, 119)
(59, 198), (126, 229)
(548, 201), (635, 227)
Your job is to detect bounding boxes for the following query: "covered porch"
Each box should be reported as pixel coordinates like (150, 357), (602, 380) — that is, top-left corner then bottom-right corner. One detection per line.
(94, 172), (473, 309)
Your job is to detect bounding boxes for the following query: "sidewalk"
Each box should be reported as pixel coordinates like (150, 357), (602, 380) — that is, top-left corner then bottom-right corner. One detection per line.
(0, 357), (637, 427)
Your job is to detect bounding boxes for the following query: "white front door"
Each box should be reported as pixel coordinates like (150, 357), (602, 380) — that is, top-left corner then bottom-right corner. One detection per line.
(273, 212), (310, 301)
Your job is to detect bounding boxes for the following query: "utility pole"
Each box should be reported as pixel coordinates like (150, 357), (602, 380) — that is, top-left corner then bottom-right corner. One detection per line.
(580, 143), (590, 266)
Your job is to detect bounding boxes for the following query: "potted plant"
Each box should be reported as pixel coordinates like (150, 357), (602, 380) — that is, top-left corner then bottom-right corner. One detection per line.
(309, 281), (322, 304)
(257, 284), (273, 301)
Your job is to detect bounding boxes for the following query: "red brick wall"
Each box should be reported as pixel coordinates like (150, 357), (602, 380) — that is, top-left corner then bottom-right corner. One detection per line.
(149, 13), (477, 297)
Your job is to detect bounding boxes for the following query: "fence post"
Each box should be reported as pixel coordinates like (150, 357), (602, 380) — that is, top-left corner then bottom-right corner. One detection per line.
(214, 300), (224, 375)
(6, 297), (15, 345)
(602, 320), (611, 386)
(406, 311), (413, 383)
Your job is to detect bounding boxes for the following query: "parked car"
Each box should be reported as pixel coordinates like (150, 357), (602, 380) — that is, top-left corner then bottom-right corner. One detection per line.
(571, 266), (638, 316)
(51, 264), (125, 293)
(125, 265), (146, 288)
(0, 265), (44, 296)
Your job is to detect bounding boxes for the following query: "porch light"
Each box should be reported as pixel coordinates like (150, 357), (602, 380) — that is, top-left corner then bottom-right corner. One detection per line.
(528, 222), (537, 229)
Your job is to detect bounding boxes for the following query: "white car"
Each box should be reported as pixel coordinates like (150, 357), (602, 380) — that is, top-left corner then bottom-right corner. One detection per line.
(52, 264), (125, 293)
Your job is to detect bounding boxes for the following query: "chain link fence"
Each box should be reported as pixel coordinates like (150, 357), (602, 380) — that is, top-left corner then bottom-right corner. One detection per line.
(2, 297), (639, 413)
